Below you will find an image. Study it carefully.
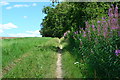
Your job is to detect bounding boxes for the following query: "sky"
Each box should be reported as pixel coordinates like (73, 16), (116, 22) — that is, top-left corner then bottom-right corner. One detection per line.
(0, 1), (53, 37)
(0, 0), (116, 37)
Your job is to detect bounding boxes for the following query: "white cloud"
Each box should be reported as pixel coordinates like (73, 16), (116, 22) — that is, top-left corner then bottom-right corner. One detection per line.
(13, 4), (30, 8)
(9, 33), (40, 37)
(5, 3), (37, 10)
(32, 3), (37, 6)
(26, 30), (39, 34)
(6, 6), (12, 10)
(0, 29), (3, 33)
(9, 30), (42, 37)
(0, 1), (9, 6)
(6, 4), (30, 10)
(23, 16), (28, 19)
(0, 23), (18, 34)
(0, 23), (18, 29)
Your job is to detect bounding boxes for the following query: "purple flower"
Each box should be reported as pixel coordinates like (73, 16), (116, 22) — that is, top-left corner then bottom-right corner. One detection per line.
(108, 8), (114, 17)
(74, 31), (78, 34)
(97, 21), (101, 23)
(64, 32), (67, 37)
(83, 31), (86, 37)
(102, 21), (106, 23)
(109, 8), (112, 13)
(92, 25), (95, 28)
(88, 30), (90, 33)
(112, 18), (117, 23)
(108, 20), (112, 27)
(114, 5), (118, 17)
(85, 22), (88, 25)
(74, 32), (77, 34)
(63, 31), (70, 37)
(97, 24), (101, 35)
(92, 25), (95, 31)
(111, 27), (119, 30)
(85, 21), (90, 28)
(115, 50), (120, 56)
(103, 32), (107, 38)
(111, 4), (114, 7)
(76, 31), (78, 34)
(110, 18), (119, 29)
(116, 53), (119, 56)
(111, 27), (116, 29)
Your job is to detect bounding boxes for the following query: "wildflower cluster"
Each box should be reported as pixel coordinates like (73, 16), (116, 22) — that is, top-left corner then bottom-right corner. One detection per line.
(67, 5), (120, 78)
(82, 5), (119, 39)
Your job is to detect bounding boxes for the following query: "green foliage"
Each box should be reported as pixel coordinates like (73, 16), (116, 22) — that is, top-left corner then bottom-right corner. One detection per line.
(41, 2), (113, 38)
(65, 30), (120, 78)
(65, 15), (120, 79)
(63, 3), (120, 78)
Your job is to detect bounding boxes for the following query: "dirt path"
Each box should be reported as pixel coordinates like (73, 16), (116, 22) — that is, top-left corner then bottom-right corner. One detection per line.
(56, 39), (63, 79)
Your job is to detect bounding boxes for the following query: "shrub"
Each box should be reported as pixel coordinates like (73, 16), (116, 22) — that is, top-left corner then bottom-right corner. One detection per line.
(66, 5), (120, 78)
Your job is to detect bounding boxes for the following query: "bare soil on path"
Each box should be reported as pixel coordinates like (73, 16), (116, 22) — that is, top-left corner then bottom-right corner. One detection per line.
(56, 39), (63, 80)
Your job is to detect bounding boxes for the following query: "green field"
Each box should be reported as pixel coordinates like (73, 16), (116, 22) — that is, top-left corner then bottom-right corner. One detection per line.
(2, 37), (59, 78)
(2, 37), (119, 78)
(2, 37), (86, 78)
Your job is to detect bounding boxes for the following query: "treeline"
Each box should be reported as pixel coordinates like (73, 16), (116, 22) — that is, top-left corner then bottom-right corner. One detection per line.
(40, 2), (119, 38)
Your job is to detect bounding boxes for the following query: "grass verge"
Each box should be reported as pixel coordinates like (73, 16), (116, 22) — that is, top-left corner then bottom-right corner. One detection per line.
(61, 38), (94, 78)
(62, 50), (84, 78)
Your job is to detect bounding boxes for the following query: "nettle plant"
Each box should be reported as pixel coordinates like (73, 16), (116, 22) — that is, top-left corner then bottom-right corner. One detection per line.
(66, 5), (120, 78)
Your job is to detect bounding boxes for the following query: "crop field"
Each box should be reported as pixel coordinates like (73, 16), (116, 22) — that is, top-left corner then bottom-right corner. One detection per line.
(2, 37), (59, 78)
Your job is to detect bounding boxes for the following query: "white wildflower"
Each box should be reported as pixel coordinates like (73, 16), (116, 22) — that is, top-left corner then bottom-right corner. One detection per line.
(74, 62), (79, 64)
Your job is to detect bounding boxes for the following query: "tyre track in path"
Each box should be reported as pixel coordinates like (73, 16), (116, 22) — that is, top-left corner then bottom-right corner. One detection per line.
(2, 52), (31, 78)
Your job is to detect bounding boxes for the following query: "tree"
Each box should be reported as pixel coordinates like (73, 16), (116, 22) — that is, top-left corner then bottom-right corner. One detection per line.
(40, 2), (119, 38)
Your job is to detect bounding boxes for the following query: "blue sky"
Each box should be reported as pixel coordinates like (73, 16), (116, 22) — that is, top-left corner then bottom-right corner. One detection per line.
(0, 1), (53, 37)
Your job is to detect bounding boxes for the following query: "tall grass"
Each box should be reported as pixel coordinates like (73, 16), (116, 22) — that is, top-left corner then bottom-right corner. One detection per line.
(64, 5), (120, 78)
(3, 38), (58, 78)
(62, 50), (84, 78)
(2, 37), (52, 67)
